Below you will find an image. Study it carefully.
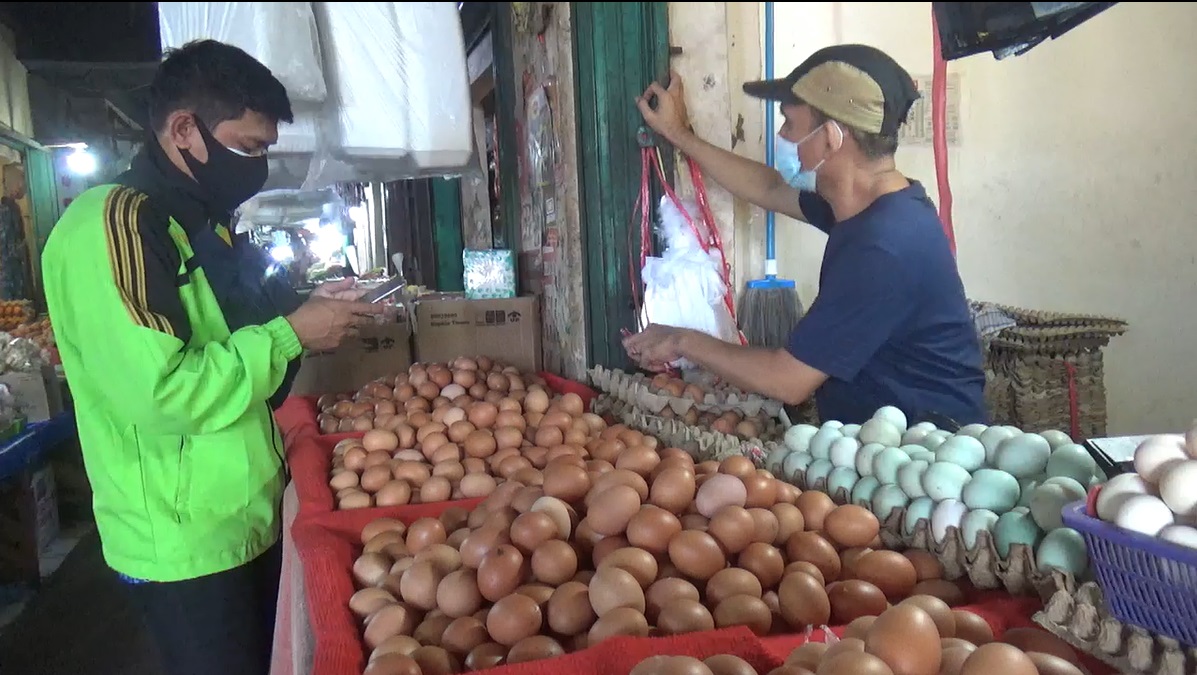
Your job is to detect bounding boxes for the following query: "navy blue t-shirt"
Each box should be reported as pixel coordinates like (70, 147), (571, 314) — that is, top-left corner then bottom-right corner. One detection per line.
(788, 182), (987, 427)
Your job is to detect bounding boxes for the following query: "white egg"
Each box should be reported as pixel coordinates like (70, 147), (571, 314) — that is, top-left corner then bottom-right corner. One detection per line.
(829, 436), (862, 469)
(873, 405), (908, 432)
(858, 418), (902, 447)
(931, 498), (969, 544)
(1114, 494), (1175, 537)
(783, 424), (819, 454)
(1133, 434), (1189, 484)
(1159, 524), (1197, 550)
(1041, 429), (1074, 449)
(855, 443), (884, 478)
(1095, 472), (1152, 522)
(1158, 459), (1197, 518)
(979, 426), (1018, 464)
(901, 427), (931, 446)
(956, 423), (988, 439)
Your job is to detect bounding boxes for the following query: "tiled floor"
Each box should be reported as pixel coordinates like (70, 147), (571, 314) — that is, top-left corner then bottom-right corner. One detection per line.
(0, 521), (95, 633)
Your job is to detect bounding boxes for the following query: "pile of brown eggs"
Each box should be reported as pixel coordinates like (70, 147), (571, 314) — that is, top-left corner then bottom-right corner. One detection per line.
(645, 375), (780, 440)
(325, 361), (599, 510)
(347, 443), (988, 675)
(630, 602), (1091, 675)
(317, 357), (546, 435)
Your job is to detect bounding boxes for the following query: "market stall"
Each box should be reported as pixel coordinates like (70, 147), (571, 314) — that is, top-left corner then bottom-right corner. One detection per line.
(265, 339), (1191, 675)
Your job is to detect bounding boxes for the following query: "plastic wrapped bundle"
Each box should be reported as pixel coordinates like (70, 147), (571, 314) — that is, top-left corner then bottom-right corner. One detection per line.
(157, 2), (327, 103)
(274, 104), (322, 155)
(312, 2), (472, 176)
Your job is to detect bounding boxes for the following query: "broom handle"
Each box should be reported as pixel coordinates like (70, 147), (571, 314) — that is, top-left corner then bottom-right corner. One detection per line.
(763, 1), (778, 279)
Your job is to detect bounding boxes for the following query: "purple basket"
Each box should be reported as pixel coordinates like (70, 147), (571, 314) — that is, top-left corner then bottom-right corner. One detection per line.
(1061, 501), (1197, 646)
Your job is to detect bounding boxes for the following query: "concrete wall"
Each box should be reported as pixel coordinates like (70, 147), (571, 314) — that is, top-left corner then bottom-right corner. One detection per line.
(671, 2), (1197, 435)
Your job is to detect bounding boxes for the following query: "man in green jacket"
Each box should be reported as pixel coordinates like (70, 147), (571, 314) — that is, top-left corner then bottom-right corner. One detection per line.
(41, 40), (385, 675)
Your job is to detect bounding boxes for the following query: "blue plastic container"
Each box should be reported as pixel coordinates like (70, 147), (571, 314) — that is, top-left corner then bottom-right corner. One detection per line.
(1061, 501), (1197, 646)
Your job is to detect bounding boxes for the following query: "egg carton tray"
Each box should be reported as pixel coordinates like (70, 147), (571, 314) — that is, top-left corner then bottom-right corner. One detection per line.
(586, 385), (789, 445)
(778, 466), (1073, 601)
(990, 326), (1128, 354)
(1034, 581), (1197, 675)
(990, 304), (1129, 330)
(588, 390), (785, 447)
(592, 395), (770, 467)
(587, 366), (787, 420)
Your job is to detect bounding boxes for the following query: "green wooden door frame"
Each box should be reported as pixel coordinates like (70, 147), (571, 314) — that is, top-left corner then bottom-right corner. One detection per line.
(572, 1), (672, 370)
(0, 130), (60, 254)
(22, 148), (60, 255)
(0, 129), (61, 309)
(431, 177), (465, 292)
(491, 1), (522, 279)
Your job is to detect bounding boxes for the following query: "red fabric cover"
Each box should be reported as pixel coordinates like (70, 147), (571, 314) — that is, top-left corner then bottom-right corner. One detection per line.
(295, 506), (1113, 675)
(275, 395), (320, 442)
(293, 500), (778, 675)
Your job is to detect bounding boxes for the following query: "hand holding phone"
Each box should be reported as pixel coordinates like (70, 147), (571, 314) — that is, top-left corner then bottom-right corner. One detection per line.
(363, 277), (407, 304)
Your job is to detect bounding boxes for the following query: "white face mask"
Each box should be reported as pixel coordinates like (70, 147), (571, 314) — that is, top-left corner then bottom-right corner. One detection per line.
(776, 121), (844, 192)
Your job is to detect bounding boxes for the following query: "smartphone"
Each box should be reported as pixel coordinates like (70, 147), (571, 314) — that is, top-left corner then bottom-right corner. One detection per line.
(363, 277), (407, 304)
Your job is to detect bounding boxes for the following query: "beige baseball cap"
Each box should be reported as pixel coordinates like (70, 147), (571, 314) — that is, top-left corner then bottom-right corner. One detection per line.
(744, 44), (920, 136)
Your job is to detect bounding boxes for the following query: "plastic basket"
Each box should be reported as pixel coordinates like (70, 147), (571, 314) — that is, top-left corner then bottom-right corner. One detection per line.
(1061, 501), (1197, 646)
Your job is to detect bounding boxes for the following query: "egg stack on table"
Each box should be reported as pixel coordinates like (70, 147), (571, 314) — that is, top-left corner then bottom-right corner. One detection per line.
(337, 398), (1090, 675)
(1094, 430), (1197, 545)
(290, 366), (1105, 675)
(767, 407), (1099, 580)
(314, 359), (599, 511)
(628, 599), (1094, 674)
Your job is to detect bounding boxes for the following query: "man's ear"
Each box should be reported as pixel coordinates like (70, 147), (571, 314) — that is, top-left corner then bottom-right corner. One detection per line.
(165, 111), (197, 150)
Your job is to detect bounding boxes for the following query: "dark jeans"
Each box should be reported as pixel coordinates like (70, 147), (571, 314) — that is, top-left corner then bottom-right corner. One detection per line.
(124, 542), (282, 675)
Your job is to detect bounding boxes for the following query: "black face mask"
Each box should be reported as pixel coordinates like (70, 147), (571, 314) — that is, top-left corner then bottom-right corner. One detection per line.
(179, 117), (269, 215)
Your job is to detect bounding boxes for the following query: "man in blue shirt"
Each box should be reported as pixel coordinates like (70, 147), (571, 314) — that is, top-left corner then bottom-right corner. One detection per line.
(625, 44), (987, 427)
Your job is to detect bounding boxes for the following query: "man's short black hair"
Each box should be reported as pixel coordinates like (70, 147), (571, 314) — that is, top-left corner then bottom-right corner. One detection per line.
(148, 39), (294, 133)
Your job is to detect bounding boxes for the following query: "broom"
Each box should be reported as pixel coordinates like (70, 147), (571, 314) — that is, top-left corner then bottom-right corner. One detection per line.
(740, 1), (803, 349)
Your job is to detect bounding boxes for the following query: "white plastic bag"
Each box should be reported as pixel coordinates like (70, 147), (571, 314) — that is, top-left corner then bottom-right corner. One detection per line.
(639, 196), (740, 370)
(300, 1), (475, 188)
(157, 2), (328, 103)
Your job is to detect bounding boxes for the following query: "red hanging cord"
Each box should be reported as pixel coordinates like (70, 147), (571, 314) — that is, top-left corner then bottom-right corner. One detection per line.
(627, 139), (747, 347)
(627, 147), (653, 331)
(1064, 361), (1082, 441)
(931, 9), (957, 256)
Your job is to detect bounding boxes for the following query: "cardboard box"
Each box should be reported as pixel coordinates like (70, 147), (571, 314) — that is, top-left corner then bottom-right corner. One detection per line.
(291, 317), (413, 395)
(413, 296), (542, 373)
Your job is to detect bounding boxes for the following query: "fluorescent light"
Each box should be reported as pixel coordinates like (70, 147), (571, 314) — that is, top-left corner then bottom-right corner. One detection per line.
(65, 147), (97, 176)
(270, 245), (295, 262)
